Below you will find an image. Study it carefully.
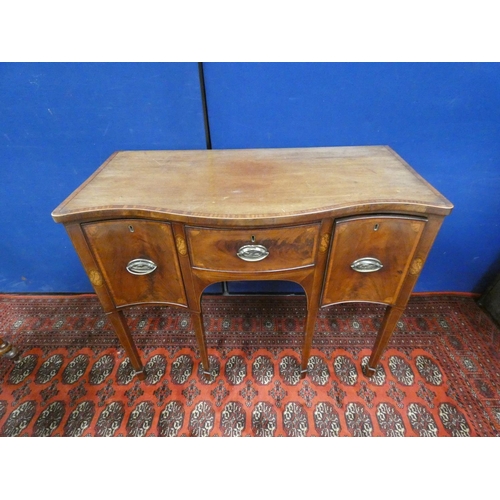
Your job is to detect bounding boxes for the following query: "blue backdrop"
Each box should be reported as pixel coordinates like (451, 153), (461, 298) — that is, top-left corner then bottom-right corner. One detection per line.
(1, 62), (499, 294)
(0, 63), (211, 292)
(203, 62), (500, 294)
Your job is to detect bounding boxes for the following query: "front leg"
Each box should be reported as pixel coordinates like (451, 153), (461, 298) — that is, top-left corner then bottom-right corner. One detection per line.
(191, 310), (211, 376)
(106, 310), (146, 380)
(363, 305), (405, 377)
(301, 303), (320, 378)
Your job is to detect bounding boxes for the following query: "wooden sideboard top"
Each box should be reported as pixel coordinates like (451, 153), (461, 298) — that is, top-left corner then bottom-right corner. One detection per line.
(52, 146), (453, 225)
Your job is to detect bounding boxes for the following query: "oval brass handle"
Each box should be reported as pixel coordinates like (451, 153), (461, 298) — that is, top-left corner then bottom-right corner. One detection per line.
(351, 257), (383, 273)
(237, 244), (270, 262)
(126, 258), (157, 275)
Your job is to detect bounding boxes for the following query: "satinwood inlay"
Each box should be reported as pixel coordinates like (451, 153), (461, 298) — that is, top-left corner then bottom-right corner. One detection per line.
(52, 147), (453, 381)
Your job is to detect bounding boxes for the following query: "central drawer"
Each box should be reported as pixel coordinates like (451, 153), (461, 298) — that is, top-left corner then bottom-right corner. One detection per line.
(186, 224), (321, 273)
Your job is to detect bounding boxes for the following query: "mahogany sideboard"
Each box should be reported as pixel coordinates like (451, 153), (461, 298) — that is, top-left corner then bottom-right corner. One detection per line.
(52, 146), (453, 381)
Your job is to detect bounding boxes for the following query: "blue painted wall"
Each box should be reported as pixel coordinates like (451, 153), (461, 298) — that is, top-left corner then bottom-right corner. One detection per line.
(203, 63), (500, 294)
(1, 63), (499, 294)
(0, 63), (212, 292)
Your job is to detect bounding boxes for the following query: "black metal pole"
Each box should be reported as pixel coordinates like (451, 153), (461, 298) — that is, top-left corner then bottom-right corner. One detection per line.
(198, 62), (212, 150)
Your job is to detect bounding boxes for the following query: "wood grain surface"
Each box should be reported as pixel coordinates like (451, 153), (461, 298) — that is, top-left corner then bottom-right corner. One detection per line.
(52, 146), (453, 226)
(51, 146), (453, 379)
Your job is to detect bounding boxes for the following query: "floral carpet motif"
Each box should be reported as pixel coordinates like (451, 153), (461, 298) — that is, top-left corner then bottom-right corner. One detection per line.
(0, 293), (499, 436)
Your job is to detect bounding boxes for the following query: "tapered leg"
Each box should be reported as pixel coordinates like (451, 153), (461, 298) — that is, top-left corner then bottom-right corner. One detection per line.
(364, 305), (405, 377)
(106, 310), (145, 380)
(191, 311), (211, 375)
(299, 219), (334, 379)
(0, 336), (19, 361)
(301, 303), (320, 378)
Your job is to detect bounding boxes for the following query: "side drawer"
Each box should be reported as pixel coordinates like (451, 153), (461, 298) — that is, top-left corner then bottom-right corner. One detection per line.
(322, 215), (426, 306)
(186, 224), (321, 273)
(82, 219), (187, 307)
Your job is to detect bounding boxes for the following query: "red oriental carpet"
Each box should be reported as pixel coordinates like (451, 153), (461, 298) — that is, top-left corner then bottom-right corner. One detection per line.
(0, 293), (499, 437)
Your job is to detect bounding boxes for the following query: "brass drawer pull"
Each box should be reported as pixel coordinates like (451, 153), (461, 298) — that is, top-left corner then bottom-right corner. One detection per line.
(351, 257), (383, 273)
(237, 244), (270, 262)
(126, 258), (157, 275)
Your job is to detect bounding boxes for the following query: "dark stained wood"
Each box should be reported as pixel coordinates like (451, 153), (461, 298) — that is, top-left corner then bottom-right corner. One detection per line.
(52, 146), (453, 227)
(322, 215), (426, 306)
(106, 310), (145, 380)
(65, 222), (117, 314)
(82, 220), (187, 308)
(186, 224), (321, 272)
(363, 214), (447, 375)
(171, 221), (211, 372)
(300, 218), (334, 377)
(52, 147), (453, 380)
(363, 305), (406, 377)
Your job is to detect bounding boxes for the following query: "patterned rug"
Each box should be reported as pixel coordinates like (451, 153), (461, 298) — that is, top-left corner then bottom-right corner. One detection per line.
(0, 293), (499, 437)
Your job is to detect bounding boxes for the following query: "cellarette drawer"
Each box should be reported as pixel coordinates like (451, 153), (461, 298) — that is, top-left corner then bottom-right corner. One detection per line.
(322, 215), (426, 305)
(82, 220), (187, 307)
